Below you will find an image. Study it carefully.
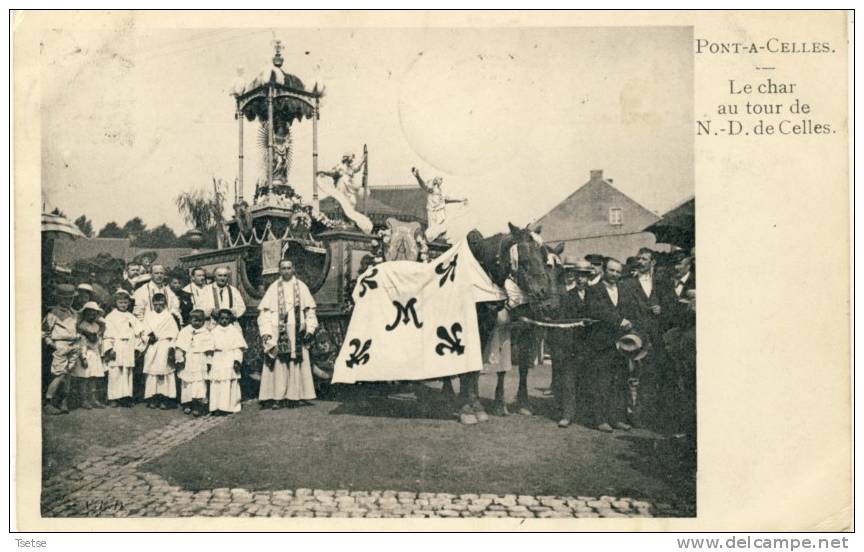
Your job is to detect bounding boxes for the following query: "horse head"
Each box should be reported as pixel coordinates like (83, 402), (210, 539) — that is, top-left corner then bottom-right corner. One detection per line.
(504, 222), (562, 316)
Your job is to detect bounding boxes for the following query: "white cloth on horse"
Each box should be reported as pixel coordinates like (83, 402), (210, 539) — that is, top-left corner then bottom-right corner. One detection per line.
(332, 239), (506, 384)
(317, 177), (373, 234)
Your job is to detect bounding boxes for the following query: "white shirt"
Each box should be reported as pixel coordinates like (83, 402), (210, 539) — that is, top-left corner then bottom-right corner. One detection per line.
(132, 281), (180, 321)
(638, 271), (653, 297)
(603, 281), (619, 307)
(674, 272), (691, 297)
(209, 283), (247, 320)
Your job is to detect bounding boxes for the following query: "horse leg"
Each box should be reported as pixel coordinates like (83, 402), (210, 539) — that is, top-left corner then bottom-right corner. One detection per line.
(470, 372), (489, 422)
(492, 372), (509, 416)
(441, 376), (456, 397)
(515, 328), (534, 415)
(457, 373), (478, 425)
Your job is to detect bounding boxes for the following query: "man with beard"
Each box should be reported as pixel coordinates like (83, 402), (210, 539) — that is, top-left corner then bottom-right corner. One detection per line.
(585, 257), (639, 433)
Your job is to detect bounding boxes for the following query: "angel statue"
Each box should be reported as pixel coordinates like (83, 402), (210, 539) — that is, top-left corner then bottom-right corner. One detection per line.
(317, 152), (366, 208)
(411, 167), (468, 242)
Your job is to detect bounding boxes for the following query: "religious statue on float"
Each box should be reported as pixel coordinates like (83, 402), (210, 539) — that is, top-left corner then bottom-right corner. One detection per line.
(410, 167), (468, 242)
(317, 152), (366, 208)
(316, 148), (373, 234)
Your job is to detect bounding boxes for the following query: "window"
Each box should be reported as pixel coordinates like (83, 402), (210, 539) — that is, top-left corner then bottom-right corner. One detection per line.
(609, 207), (623, 225)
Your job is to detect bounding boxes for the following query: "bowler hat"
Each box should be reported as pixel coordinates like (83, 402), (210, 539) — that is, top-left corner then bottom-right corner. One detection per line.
(669, 249), (690, 263)
(54, 284), (76, 298)
(616, 333), (648, 361)
(585, 254), (604, 265)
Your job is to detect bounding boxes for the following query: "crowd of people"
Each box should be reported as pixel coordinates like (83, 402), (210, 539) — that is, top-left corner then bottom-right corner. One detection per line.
(43, 243), (696, 439)
(41, 255), (319, 417)
(543, 247), (696, 437)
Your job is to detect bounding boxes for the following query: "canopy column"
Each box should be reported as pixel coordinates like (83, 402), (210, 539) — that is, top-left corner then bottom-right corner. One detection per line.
(312, 97), (319, 214)
(237, 105), (244, 201)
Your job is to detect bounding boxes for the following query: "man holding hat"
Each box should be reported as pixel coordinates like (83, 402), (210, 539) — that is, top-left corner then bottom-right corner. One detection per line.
(42, 284), (79, 414)
(552, 259), (595, 428)
(621, 247), (666, 427)
(585, 257), (640, 433)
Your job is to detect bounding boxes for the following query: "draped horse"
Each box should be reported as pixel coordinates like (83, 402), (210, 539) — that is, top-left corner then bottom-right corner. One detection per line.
(446, 223), (564, 424)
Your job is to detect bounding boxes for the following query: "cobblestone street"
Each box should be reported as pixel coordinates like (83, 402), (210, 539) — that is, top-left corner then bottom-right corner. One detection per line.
(41, 406), (693, 519)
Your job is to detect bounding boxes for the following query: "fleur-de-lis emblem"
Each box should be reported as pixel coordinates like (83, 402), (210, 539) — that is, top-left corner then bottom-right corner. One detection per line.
(357, 267), (379, 298)
(346, 338), (372, 368)
(384, 297), (423, 331)
(434, 254), (458, 287)
(435, 323), (465, 356)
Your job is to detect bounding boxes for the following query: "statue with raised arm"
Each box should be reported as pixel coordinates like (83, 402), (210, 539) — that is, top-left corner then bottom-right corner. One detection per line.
(411, 167), (468, 242)
(317, 153), (366, 207)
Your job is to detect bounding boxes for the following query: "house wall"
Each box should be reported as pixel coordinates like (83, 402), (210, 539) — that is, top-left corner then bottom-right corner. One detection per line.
(549, 232), (669, 264)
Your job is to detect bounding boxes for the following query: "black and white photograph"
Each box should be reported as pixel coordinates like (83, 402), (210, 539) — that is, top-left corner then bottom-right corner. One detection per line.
(15, 10), (852, 533)
(34, 22), (696, 521)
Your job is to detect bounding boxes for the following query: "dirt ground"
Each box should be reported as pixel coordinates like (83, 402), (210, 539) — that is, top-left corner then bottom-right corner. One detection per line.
(42, 363), (695, 508)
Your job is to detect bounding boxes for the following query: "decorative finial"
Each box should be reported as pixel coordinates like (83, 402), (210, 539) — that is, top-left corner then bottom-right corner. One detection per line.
(272, 40), (284, 68)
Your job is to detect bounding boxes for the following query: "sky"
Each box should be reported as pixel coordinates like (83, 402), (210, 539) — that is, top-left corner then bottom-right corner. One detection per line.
(40, 26), (693, 239)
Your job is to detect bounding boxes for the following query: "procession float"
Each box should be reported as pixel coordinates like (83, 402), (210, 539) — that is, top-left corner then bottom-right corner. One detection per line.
(178, 43), (448, 385)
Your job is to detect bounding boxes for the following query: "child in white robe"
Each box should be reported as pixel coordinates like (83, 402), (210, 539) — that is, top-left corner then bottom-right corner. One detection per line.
(174, 309), (214, 416)
(142, 293), (179, 409)
(208, 308), (246, 414)
(102, 289), (144, 407)
(72, 302), (107, 409)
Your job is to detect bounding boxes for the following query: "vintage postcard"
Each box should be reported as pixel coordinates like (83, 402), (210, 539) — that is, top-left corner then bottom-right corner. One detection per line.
(12, 10), (851, 531)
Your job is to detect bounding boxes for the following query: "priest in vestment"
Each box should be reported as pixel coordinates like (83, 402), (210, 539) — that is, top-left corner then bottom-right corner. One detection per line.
(256, 260), (318, 408)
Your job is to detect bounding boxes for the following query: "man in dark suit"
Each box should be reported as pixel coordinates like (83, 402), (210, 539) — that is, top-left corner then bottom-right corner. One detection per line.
(655, 249), (696, 433)
(620, 247), (666, 428)
(550, 259), (595, 428)
(660, 250), (696, 329)
(585, 257), (640, 433)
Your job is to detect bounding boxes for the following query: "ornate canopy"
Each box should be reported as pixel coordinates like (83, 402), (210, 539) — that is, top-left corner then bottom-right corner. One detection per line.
(231, 42), (323, 128)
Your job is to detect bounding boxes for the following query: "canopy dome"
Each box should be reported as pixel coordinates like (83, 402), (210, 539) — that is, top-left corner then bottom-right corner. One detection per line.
(231, 44), (323, 127)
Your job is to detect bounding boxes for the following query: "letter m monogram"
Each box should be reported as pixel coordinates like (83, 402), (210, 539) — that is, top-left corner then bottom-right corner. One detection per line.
(385, 297), (423, 331)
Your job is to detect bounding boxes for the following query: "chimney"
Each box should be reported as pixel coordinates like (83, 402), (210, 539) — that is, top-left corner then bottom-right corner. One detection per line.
(590, 169), (603, 181)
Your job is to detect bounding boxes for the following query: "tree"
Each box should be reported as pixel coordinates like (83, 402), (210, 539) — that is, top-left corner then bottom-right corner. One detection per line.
(73, 215), (94, 238)
(135, 224), (180, 248)
(175, 178), (228, 248)
(97, 221), (127, 238)
(174, 179), (226, 231)
(122, 217), (147, 241)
